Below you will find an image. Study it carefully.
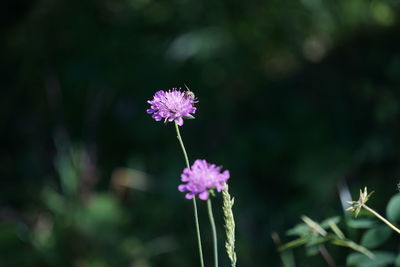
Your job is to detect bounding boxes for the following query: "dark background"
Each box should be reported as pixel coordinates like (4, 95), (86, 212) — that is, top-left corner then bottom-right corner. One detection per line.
(1, 0), (400, 266)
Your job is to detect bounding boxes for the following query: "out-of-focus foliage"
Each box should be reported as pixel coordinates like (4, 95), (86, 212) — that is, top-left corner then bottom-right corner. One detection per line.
(280, 192), (400, 266)
(1, 0), (400, 266)
(386, 193), (400, 222)
(280, 215), (373, 263)
(0, 146), (177, 266)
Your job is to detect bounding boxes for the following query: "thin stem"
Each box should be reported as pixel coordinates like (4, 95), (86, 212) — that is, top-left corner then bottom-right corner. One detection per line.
(363, 204), (400, 235)
(271, 232), (295, 267)
(192, 198), (204, 267)
(174, 121), (204, 267)
(174, 121), (190, 168)
(208, 198), (218, 267)
(318, 245), (336, 267)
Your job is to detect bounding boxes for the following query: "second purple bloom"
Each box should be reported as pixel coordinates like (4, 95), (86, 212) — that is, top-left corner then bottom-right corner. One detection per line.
(178, 159), (230, 200)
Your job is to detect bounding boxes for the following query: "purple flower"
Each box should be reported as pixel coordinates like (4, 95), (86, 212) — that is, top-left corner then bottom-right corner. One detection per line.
(178, 159), (230, 200)
(147, 88), (197, 126)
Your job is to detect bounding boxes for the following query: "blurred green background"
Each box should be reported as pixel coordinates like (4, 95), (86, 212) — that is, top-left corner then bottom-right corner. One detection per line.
(1, 0), (400, 266)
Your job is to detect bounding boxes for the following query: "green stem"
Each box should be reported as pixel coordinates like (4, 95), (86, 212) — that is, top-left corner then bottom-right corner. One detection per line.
(208, 198), (218, 267)
(174, 121), (190, 168)
(174, 121), (205, 267)
(363, 204), (400, 235)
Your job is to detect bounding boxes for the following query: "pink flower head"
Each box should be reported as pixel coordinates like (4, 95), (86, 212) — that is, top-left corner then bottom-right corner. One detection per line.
(178, 159), (230, 200)
(146, 88), (197, 126)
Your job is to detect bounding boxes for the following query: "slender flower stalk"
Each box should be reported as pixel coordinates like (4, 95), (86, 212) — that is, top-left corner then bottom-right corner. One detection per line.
(174, 121), (205, 267)
(222, 186), (237, 267)
(208, 198), (219, 267)
(347, 187), (400, 235)
(319, 245), (337, 267)
(362, 204), (400, 235)
(174, 120), (191, 169)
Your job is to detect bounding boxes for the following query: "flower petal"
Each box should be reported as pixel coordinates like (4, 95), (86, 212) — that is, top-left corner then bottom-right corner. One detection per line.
(185, 193), (195, 199)
(199, 191), (209, 200)
(178, 185), (186, 192)
(176, 117), (184, 126)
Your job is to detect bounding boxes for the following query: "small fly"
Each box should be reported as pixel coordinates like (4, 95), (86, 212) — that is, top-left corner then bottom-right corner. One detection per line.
(183, 84), (198, 102)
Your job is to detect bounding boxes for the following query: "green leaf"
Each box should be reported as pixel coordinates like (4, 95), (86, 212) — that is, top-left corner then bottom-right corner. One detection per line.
(301, 216), (327, 236)
(41, 187), (65, 214)
(279, 248), (296, 267)
(360, 225), (392, 249)
(347, 251), (396, 267)
(286, 223), (310, 237)
(386, 193), (400, 222)
(306, 235), (329, 247)
(331, 239), (374, 259)
(183, 115), (195, 119)
(320, 216), (341, 229)
(395, 254), (400, 267)
(328, 220), (345, 239)
(279, 237), (309, 251)
(347, 218), (377, 229)
(305, 244), (319, 256)
(76, 194), (124, 238)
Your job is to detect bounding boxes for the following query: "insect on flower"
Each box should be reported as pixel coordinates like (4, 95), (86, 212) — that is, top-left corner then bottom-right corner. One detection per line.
(183, 84), (198, 103)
